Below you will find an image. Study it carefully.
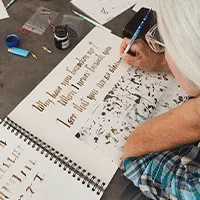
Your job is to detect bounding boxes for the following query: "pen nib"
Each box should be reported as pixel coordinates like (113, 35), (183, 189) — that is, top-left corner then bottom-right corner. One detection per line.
(117, 57), (122, 63)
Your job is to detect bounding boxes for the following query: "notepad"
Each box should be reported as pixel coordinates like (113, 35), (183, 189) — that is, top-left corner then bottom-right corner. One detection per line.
(0, 0), (9, 20)
(1, 27), (187, 199)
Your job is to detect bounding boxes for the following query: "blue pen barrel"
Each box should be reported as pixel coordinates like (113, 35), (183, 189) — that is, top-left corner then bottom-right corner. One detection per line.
(124, 8), (152, 54)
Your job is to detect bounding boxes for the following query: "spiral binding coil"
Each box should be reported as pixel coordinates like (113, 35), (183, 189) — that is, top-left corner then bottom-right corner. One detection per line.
(1, 117), (106, 195)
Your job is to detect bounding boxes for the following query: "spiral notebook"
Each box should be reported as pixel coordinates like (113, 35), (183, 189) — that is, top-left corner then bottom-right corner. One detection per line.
(2, 27), (187, 199)
(0, 118), (104, 199)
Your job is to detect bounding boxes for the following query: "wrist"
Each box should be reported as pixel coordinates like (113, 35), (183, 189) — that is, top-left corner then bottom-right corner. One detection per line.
(123, 129), (152, 159)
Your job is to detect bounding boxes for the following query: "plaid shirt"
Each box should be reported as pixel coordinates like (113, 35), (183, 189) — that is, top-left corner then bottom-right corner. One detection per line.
(123, 143), (200, 200)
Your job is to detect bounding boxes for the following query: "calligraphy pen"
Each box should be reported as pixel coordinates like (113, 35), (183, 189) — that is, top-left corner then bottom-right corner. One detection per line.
(119, 8), (152, 63)
(72, 10), (111, 33)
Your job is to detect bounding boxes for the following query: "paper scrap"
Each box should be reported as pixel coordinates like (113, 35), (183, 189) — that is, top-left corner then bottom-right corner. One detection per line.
(0, 0), (9, 20)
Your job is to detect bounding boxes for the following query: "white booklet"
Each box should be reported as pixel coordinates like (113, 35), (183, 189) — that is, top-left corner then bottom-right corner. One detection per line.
(5, 27), (186, 199)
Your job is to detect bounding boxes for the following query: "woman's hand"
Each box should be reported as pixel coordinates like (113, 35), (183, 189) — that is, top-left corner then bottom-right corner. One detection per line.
(120, 38), (169, 72)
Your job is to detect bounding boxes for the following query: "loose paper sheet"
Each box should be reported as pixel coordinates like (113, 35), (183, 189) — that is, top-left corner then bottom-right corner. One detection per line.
(0, 123), (100, 200)
(0, 0), (9, 20)
(9, 27), (186, 184)
(132, 0), (157, 12)
(71, 0), (137, 24)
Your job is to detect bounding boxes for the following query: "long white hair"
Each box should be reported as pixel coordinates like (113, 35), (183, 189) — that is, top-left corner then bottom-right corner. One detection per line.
(156, 0), (200, 90)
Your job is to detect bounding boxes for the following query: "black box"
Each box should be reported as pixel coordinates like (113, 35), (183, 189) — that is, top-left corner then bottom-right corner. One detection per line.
(123, 8), (157, 40)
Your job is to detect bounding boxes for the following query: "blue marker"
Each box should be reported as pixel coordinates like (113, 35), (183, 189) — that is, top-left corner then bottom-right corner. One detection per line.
(120, 8), (152, 62)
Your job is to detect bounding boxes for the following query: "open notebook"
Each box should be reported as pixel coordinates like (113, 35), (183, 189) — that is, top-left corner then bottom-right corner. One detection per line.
(1, 27), (187, 199)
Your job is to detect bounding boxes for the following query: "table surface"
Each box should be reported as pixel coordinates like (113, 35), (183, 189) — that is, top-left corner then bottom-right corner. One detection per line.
(0, 1), (146, 199)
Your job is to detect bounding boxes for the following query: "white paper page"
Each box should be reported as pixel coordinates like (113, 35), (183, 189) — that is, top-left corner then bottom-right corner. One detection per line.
(132, 0), (157, 12)
(77, 71), (187, 164)
(0, 0), (9, 20)
(0, 123), (100, 200)
(9, 27), (128, 185)
(71, 0), (137, 24)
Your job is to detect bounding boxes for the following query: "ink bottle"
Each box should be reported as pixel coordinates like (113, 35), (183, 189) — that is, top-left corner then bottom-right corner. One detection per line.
(54, 25), (70, 50)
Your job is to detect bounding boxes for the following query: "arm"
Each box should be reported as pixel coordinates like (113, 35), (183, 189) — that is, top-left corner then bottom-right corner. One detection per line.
(123, 145), (200, 199)
(123, 96), (200, 159)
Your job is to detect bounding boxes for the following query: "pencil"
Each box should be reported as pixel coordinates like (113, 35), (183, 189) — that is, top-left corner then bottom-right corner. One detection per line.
(119, 8), (152, 62)
(72, 10), (111, 33)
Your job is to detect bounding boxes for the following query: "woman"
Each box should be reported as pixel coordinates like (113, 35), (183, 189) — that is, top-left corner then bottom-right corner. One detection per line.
(121, 1), (200, 199)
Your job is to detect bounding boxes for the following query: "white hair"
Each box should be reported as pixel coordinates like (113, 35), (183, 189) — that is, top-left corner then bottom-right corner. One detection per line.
(156, 0), (200, 90)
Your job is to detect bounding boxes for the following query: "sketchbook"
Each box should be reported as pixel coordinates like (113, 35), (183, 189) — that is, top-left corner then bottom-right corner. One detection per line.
(0, 118), (103, 200)
(71, 0), (137, 25)
(1, 27), (187, 199)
